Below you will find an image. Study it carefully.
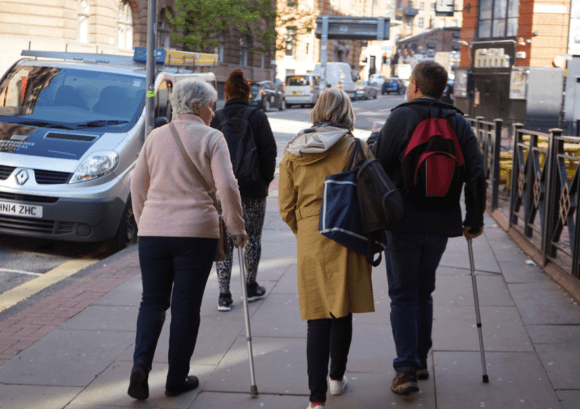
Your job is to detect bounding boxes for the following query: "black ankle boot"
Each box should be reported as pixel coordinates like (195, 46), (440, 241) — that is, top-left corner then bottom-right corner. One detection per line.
(165, 375), (200, 397)
(127, 361), (149, 400)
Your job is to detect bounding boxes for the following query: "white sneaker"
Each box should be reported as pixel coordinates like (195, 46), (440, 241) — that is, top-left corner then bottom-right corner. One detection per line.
(306, 404), (325, 408)
(329, 375), (348, 395)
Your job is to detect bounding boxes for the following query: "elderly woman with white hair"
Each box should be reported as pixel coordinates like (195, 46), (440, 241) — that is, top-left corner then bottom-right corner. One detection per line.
(128, 79), (247, 400)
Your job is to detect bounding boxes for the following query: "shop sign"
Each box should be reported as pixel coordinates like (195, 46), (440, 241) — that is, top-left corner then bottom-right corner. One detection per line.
(510, 69), (528, 100)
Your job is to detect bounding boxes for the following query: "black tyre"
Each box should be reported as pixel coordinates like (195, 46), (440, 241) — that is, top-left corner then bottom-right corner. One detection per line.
(263, 99), (271, 112)
(105, 197), (138, 255)
(382, 90), (385, 95)
(374, 92), (378, 99)
(279, 99), (286, 111)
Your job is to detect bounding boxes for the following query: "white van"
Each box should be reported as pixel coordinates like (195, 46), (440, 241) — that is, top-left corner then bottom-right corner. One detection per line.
(284, 74), (320, 108)
(314, 62), (357, 100)
(0, 47), (216, 254)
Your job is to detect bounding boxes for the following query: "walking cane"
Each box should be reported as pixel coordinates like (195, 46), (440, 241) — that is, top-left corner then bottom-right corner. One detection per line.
(236, 236), (259, 396)
(467, 238), (489, 383)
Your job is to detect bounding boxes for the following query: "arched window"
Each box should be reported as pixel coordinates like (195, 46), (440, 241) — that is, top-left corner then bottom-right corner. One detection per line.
(78, 0), (89, 43)
(118, 0), (133, 49)
(239, 34), (249, 66)
(158, 8), (172, 49)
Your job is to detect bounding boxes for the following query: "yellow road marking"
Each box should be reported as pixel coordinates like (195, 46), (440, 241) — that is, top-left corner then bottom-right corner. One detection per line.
(0, 258), (98, 313)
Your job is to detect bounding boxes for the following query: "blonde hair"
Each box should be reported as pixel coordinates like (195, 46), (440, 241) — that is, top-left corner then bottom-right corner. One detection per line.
(310, 88), (355, 131)
(170, 79), (217, 115)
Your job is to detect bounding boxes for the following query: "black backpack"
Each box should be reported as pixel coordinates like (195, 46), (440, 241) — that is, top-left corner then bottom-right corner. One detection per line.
(216, 107), (260, 187)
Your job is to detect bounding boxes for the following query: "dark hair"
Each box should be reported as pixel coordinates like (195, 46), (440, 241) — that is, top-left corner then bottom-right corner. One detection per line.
(411, 60), (448, 100)
(224, 69), (250, 100)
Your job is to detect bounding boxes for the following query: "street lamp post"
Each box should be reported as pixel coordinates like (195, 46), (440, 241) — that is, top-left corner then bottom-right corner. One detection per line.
(145, 0), (157, 140)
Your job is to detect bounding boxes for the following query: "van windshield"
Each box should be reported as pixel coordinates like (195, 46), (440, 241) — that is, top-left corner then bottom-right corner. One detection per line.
(0, 65), (145, 132)
(286, 76), (310, 86)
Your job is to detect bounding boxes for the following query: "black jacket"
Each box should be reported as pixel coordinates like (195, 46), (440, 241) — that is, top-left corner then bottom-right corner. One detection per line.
(368, 97), (486, 237)
(210, 99), (277, 199)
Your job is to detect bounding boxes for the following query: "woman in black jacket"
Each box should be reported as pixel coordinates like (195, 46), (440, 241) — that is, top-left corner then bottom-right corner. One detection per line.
(210, 69), (277, 311)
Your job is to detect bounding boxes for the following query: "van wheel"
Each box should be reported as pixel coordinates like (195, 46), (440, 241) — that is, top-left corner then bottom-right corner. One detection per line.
(263, 99), (271, 112)
(105, 197), (138, 255)
(279, 99), (286, 111)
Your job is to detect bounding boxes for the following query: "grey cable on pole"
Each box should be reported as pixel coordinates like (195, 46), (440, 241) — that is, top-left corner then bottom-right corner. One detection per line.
(236, 236), (259, 396)
(467, 238), (489, 383)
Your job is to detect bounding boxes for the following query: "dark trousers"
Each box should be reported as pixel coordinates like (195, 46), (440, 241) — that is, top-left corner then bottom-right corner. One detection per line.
(307, 314), (353, 403)
(385, 230), (448, 371)
(133, 236), (217, 387)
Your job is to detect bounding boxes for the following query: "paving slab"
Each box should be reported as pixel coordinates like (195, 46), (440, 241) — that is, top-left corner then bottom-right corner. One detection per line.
(434, 275), (515, 307)
(508, 282), (580, 324)
(189, 391), (309, 409)
(68, 359), (212, 409)
(526, 324), (580, 344)
(535, 343), (580, 390)
(249, 293), (305, 338)
(204, 336), (309, 395)
(345, 323), (395, 373)
(269, 263), (298, 294)
(556, 390), (580, 409)
(92, 274), (142, 307)
(433, 306), (533, 352)
(434, 351), (562, 409)
(60, 305), (138, 331)
(439, 237), (501, 274)
(0, 384), (82, 409)
(0, 328), (134, 386)
(499, 260), (554, 283)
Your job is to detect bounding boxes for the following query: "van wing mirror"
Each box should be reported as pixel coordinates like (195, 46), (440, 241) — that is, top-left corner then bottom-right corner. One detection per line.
(155, 117), (169, 128)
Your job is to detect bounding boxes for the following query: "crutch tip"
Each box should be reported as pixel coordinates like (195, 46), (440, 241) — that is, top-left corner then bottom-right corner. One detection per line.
(482, 375), (489, 383)
(250, 385), (259, 397)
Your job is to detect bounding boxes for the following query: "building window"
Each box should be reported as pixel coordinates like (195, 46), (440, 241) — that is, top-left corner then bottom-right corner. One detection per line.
(418, 17), (424, 28)
(409, 1), (414, 7)
(158, 8), (171, 49)
(218, 34), (225, 63)
(478, 0), (520, 39)
(118, 0), (133, 49)
(239, 34), (249, 66)
(452, 19), (458, 27)
(420, 2), (424, 10)
(285, 27), (296, 57)
(431, 2), (436, 11)
(397, 0), (403, 10)
(429, 18), (434, 28)
(78, 0), (89, 43)
(407, 18), (413, 28)
(439, 19), (445, 28)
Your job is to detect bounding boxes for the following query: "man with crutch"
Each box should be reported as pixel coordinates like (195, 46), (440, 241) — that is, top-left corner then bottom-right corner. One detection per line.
(368, 60), (487, 396)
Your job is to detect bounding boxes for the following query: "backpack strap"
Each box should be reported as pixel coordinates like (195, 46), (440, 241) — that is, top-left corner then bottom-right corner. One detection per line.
(242, 107), (258, 121)
(349, 137), (366, 170)
(215, 110), (228, 129)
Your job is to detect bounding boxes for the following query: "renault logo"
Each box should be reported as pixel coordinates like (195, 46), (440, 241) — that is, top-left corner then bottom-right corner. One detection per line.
(15, 169), (29, 185)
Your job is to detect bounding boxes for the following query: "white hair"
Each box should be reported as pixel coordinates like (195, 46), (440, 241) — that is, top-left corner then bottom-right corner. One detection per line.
(170, 79), (217, 115)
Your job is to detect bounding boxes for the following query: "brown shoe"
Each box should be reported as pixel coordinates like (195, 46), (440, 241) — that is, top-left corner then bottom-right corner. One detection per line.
(391, 368), (419, 395)
(417, 358), (429, 380)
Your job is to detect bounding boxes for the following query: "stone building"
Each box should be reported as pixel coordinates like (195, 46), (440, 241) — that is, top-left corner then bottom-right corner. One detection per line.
(0, 0), (275, 96)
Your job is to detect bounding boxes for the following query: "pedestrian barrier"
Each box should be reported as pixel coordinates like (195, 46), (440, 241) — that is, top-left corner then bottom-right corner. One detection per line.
(466, 117), (580, 282)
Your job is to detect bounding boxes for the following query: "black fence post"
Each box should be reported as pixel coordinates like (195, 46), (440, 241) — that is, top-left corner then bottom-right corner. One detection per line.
(510, 123), (524, 226)
(542, 128), (564, 266)
(491, 119), (503, 211)
(577, 119), (580, 137)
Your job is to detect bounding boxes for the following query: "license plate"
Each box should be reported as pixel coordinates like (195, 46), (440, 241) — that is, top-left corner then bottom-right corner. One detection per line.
(292, 91), (303, 95)
(0, 201), (43, 218)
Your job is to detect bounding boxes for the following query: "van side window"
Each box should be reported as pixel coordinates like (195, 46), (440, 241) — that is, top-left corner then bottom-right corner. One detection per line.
(156, 80), (172, 121)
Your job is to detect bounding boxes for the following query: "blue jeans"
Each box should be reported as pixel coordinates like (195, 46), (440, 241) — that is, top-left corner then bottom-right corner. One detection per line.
(385, 230), (448, 371)
(133, 236), (217, 386)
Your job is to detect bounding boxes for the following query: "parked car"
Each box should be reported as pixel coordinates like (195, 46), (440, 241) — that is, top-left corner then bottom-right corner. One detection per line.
(314, 62), (357, 100)
(0, 47), (218, 254)
(382, 78), (406, 95)
(355, 80), (379, 100)
(284, 74), (320, 108)
(249, 80), (285, 112)
(369, 73), (387, 88)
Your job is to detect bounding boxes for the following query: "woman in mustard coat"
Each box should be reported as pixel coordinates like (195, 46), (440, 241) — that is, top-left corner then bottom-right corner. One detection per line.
(278, 88), (375, 409)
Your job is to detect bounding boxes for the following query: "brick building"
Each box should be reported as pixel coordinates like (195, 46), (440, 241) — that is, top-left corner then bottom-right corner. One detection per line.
(396, 26), (461, 62)
(454, 0), (577, 129)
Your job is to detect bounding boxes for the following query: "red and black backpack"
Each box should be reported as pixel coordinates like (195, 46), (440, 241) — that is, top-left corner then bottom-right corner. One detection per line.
(401, 105), (465, 210)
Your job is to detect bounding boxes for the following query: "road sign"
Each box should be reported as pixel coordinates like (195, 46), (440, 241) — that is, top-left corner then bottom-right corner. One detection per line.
(435, 0), (455, 16)
(315, 16), (391, 41)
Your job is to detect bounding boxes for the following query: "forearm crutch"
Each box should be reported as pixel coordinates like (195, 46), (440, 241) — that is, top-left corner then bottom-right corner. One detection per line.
(236, 236), (259, 396)
(467, 238), (489, 383)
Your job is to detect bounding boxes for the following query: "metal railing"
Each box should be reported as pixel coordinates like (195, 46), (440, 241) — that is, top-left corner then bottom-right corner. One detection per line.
(466, 116), (580, 281)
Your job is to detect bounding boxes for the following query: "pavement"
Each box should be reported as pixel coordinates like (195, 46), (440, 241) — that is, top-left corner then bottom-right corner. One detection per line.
(1, 193), (580, 409)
